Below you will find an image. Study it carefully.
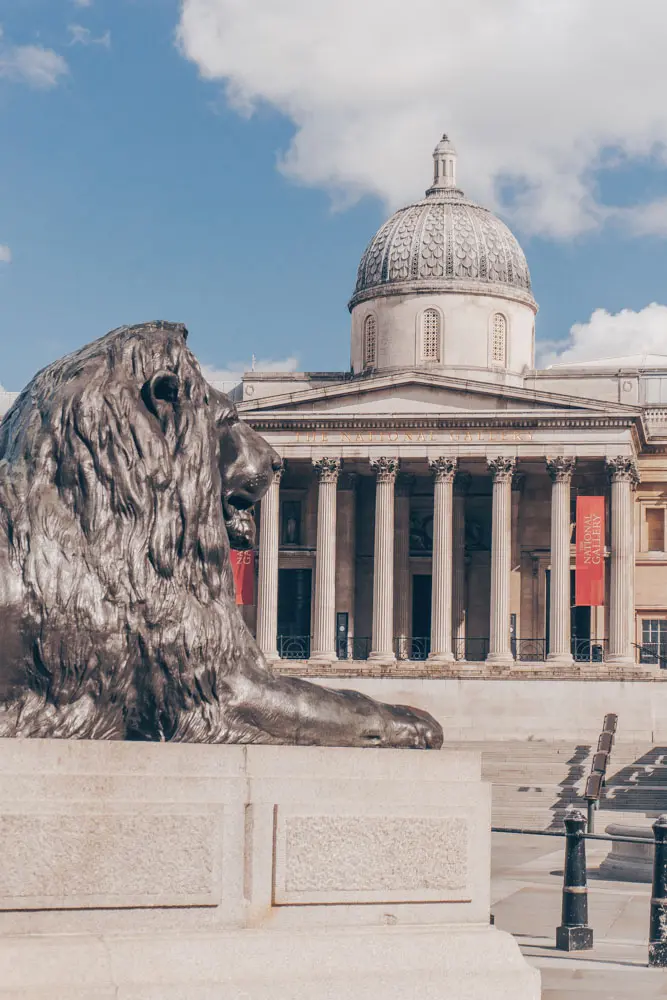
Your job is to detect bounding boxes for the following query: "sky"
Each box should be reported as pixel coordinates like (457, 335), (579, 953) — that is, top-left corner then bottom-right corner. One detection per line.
(2, 0), (667, 389)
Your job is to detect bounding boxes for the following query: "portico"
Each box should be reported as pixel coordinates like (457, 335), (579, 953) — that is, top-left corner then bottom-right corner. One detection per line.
(244, 405), (642, 672)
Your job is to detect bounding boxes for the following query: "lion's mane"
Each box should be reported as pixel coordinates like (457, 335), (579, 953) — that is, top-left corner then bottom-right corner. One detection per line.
(0, 321), (253, 740)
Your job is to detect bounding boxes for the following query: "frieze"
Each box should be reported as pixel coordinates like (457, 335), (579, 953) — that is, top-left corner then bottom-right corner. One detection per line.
(294, 428), (535, 444)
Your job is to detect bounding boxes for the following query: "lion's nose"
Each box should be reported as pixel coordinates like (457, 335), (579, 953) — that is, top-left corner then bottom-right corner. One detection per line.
(271, 451), (282, 472)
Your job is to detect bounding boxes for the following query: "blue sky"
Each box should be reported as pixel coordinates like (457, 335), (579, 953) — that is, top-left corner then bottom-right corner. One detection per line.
(2, 0), (667, 388)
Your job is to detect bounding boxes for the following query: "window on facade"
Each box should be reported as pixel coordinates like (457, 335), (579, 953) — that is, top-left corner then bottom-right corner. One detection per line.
(646, 507), (665, 551)
(363, 314), (377, 368)
(281, 500), (302, 546)
(422, 309), (440, 361)
(491, 313), (507, 365)
(641, 619), (667, 663)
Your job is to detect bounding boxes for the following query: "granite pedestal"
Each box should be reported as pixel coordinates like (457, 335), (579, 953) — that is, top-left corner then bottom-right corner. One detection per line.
(0, 740), (539, 999)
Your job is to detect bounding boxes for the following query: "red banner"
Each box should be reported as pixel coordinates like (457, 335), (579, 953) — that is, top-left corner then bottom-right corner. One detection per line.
(575, 496), (605, 606)
(232, 549), (255, 606)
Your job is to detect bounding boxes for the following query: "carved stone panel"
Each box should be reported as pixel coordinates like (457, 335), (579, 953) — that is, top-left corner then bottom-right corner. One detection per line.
(273, 807), (469, 905)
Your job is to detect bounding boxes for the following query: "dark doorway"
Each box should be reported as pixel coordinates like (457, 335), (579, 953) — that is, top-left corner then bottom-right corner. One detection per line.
(571, 569), (596, 660)
(411, 574), (432, 659)
(277, 568), (312, 658)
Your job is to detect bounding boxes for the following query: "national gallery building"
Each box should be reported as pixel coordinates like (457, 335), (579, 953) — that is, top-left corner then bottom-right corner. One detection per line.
(4, 137), (667, 681)
(237, 137), (667, 676)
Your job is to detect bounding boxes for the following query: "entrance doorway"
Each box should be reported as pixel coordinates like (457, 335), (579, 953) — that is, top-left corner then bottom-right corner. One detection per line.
(277, 568), (312, 658)
(411, 574), (432, 660)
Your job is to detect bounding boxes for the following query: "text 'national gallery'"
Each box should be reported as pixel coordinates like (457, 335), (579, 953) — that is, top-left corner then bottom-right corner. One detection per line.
(4, 137), (667, 678)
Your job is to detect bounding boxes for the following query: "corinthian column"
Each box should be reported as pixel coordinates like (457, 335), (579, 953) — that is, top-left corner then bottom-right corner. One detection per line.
(487, 457), (516, 667)
(428, 457), (457, 664)
(546, 457), (576, 666)
(606, 457), (640, 666)
(394, 474), (414, 659)
(369, 457), (399, 662)
(453, 472), (471, 659)
(256, 460), (284, 661)
(310, 458), (342, 663)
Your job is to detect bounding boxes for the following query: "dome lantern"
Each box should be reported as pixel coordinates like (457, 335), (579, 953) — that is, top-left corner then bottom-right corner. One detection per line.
(426, 134), (460, 196)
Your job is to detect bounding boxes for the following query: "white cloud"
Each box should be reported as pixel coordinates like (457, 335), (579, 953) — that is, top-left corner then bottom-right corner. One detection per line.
(200, 356), (299, 386)
(539, 304), (667, 367)
(178, 0), (667, 239)
(72, 0), (93, 7)
(0, 27), (68, 88)
(0, 245), (11, 263)
(68, 25), (111, 49)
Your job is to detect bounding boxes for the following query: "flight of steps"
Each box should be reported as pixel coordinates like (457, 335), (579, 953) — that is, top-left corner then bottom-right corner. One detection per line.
(442, 740), (667, 830)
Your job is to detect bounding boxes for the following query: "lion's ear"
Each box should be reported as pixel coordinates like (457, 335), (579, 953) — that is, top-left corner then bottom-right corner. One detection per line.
(142, 371), (181, 415)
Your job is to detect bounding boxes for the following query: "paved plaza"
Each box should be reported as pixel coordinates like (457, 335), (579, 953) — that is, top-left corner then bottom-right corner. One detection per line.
(492, 831), (667, 998)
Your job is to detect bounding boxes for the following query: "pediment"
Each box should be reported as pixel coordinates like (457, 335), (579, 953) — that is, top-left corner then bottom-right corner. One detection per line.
(239, 370), (636, 417)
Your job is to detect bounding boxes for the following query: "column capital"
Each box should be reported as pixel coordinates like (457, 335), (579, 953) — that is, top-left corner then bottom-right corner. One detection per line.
(546, 456), (576, 483)
(313, 457), (342, 483)
(454, 471), (472, 496)
(272, 459), (285, 485)
(429, 457), (458, 484)
(395, 472), (416, 497)
(487, 456), (516, 483)
(370, 456), (399, 483)
(606, 456), (640, 487)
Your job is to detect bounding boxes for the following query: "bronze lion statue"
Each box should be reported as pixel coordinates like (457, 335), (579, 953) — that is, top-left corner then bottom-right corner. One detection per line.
(0, 321), (442, 747)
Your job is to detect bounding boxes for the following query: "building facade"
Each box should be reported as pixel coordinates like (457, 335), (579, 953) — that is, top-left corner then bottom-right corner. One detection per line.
(237, 137), (667, 674)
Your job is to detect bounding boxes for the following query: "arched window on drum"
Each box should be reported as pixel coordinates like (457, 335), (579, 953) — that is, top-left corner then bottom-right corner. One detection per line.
(421, 308), (441, 362)
(491, 312), (507, 366)
(363, 314), (377, 368)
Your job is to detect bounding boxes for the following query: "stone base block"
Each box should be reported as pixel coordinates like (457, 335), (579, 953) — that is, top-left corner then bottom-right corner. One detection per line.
(598, 823), (654, 882)
(0, 924), (538, 999)
(556, 925), (594, 951)
(0, 739), (539, 999)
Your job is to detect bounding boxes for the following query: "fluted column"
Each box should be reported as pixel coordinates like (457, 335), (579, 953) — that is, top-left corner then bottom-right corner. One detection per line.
(428, 458), (457, 663)
(487, 457), (516, 666)
(546, 457), (576, 665)
(369, 457), (399, 662)
(394, 474), (414, 659)
(310, 458), (341, 663)
(452, 472), (470, 659)
(606, 457), (640, 666)
(256, 460), (284, 661)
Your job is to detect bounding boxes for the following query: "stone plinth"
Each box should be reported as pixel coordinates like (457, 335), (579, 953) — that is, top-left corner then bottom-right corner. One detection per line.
(0, 739), (539, 999)
(598, 822), (654, 883)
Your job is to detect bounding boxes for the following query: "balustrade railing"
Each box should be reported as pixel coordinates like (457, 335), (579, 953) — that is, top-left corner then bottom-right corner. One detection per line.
(274, 634), (617, 664)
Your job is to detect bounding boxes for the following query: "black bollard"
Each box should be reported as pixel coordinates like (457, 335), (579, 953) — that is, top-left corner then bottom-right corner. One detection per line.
(649, 815), (667, 967)
(556, 809), (593, 951)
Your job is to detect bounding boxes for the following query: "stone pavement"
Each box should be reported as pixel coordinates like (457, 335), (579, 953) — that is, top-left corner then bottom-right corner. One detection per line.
(491, 831), (667, 999)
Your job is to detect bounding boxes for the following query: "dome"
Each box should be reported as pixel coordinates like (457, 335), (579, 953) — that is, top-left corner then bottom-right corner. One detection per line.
(349, 136), (535, 312)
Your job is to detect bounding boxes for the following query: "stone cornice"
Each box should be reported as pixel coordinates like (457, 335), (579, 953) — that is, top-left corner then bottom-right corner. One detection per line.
(243, 411), (640, 433)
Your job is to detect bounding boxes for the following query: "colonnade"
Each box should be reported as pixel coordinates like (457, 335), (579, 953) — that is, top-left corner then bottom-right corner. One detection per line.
(255, 455), (639, 667)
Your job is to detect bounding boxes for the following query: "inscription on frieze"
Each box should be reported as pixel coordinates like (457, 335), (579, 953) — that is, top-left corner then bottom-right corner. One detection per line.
(293, 429), (534, 444)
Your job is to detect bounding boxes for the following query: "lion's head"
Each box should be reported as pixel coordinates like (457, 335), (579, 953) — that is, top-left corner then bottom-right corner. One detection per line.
(0, 321), (280, 738)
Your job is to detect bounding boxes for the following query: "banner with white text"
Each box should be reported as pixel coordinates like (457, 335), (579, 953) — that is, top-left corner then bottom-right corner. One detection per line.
(232, 549), (255, 606)
(575, 496), (605, 606)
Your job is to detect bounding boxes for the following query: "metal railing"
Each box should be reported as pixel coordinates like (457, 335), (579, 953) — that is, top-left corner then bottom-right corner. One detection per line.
(277, 635), (311, 660)
(572, 638), (606, 662)
(635, 642), (667, 668)
(513, 637), (547, 661)
(394, 636), (430, 660)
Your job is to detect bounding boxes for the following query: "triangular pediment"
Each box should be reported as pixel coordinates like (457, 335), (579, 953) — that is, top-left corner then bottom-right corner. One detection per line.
(238, 369), (637, 417)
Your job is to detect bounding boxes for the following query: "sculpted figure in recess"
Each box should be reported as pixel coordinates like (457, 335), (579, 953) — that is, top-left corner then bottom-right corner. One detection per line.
(0, 321), (442, 748)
